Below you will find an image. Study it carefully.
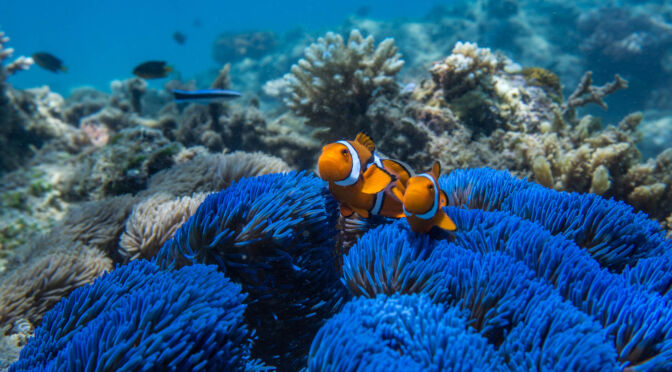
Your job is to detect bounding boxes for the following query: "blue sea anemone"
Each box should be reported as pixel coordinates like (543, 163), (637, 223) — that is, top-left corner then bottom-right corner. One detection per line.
(339, 167), (672, 370)
(308, 294), (504, 372)
(440, 168), (671, 271)
(11, 260), (257, 372)
(155, 171), (348, 370)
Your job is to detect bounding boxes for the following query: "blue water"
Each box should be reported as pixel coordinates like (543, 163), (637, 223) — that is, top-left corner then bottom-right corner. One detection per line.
(0, 0), (441, 94)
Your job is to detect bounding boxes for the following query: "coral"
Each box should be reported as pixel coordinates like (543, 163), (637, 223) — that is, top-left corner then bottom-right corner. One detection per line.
(212, 31), (277, 64)
(0, 244), (112, 336)
(59, 127), (180, 200)
(144, 150), (292, 197)
(430, 41), (499, 101)
(119, 192), (208, 260)
(11, 260), (259, 371)
(338, 167), (672, 370)
(285, 29), (404, 140)
(155, 172), (347, 370)
(0, 320), (33, 370)
(562, 71), (628, 122)
(308, 294), (504, 371)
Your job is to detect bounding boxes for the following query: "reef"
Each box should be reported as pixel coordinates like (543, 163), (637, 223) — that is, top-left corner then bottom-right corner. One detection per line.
(8, 168), (672, 371)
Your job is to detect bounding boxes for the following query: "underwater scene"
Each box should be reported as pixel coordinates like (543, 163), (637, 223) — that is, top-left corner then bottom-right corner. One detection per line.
(2, 0), (672, 370)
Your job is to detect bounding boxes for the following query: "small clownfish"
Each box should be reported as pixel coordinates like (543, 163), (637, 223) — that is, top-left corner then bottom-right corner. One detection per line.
(394, 161), (457, 234)
(317, 133), (412, 219)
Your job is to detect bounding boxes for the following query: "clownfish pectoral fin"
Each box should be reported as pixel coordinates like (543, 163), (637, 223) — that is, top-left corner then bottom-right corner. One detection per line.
(392, 186), (404, 202)
(360, 164), (392, 194)
(352, 206), (370, 218)
(435, 211), (457, 231)
(340, 205), (354, 217)
(440, 190), (448, 207)
(355, 132), (376, 152)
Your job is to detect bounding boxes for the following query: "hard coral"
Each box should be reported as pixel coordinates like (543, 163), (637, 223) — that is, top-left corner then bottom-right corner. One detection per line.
(212, 31), (277, 64)
(430, 41), (499, 101)
(11, 260), (258, 371)
(155, 172), (347, 370)
(285, 29), (404, 140)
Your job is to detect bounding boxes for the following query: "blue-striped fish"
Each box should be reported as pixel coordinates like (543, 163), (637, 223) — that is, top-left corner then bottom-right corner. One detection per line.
(172, 89), (242, 103)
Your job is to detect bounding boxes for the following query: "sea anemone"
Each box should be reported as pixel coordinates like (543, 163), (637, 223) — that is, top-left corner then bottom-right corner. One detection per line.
(10, 260), (257, 371)
(308, 293), (504, 371)
(155, 171), (347, 370)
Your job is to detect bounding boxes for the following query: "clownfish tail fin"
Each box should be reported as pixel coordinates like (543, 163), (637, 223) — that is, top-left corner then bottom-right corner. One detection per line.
(355, 132), (376, 152)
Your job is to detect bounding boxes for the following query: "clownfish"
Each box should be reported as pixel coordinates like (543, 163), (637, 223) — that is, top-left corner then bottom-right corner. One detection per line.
(394, 161), (457, 234)
(317, 133), (412, 218)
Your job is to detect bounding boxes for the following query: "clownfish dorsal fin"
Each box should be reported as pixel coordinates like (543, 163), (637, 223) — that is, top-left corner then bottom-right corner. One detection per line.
(431, 161), (441, 180)
(435, 210), (457, 231)
(360, 164), (392, 194)
(355, 132), (376, 152)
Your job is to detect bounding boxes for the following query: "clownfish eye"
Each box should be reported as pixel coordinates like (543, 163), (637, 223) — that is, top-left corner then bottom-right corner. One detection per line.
(341, 149), (349, 156)
(428, 184), (434, 190)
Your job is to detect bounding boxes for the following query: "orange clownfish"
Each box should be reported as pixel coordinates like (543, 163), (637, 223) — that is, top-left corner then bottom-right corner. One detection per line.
(395, 161), (457, 234)
(317, 133), (412, 219)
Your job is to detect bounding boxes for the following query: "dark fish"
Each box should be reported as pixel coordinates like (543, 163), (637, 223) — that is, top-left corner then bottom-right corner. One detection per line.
(173, 32), (186, 45)
(133, 61), (172, 79)
(32, 52), (67, 73)
(172, 89), (241, 103)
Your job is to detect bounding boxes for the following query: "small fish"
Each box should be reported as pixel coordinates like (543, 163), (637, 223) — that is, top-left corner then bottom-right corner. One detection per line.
(133, 61), (173, 79)
(173, 32), (186, 45)
(395, 161), (457, 234)
(32, 52), (67, 73)
(317, 133), (411, 218)
(172, 89), (242, 103)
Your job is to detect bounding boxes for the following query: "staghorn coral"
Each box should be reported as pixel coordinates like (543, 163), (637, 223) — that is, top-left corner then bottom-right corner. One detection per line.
(0, 244), (112, 336)
(309, 294), (504, 372)
(144, 150), (292, 197)
(155, 172), (347, 370)
(340, 168), (672, 370)
(285, 29), (404, 140)
(11, 260), (260, 371)
(119, 192), (208, 261)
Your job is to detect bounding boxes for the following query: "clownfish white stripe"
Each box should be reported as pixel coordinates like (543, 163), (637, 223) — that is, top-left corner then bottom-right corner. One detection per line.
(370, 187), (385, 215)
(334, 140), (361, 186)
(403, 173), (439, 220)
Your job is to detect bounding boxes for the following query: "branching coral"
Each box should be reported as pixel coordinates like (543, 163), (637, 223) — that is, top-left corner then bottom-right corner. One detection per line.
(430, 41), (499, 101)
(308, 294), (504, 371)
(155, 172), (347, 370)
(285, 29), (403, 140)
(119, 192), (208, 261)
(11, 260), (259, 371)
